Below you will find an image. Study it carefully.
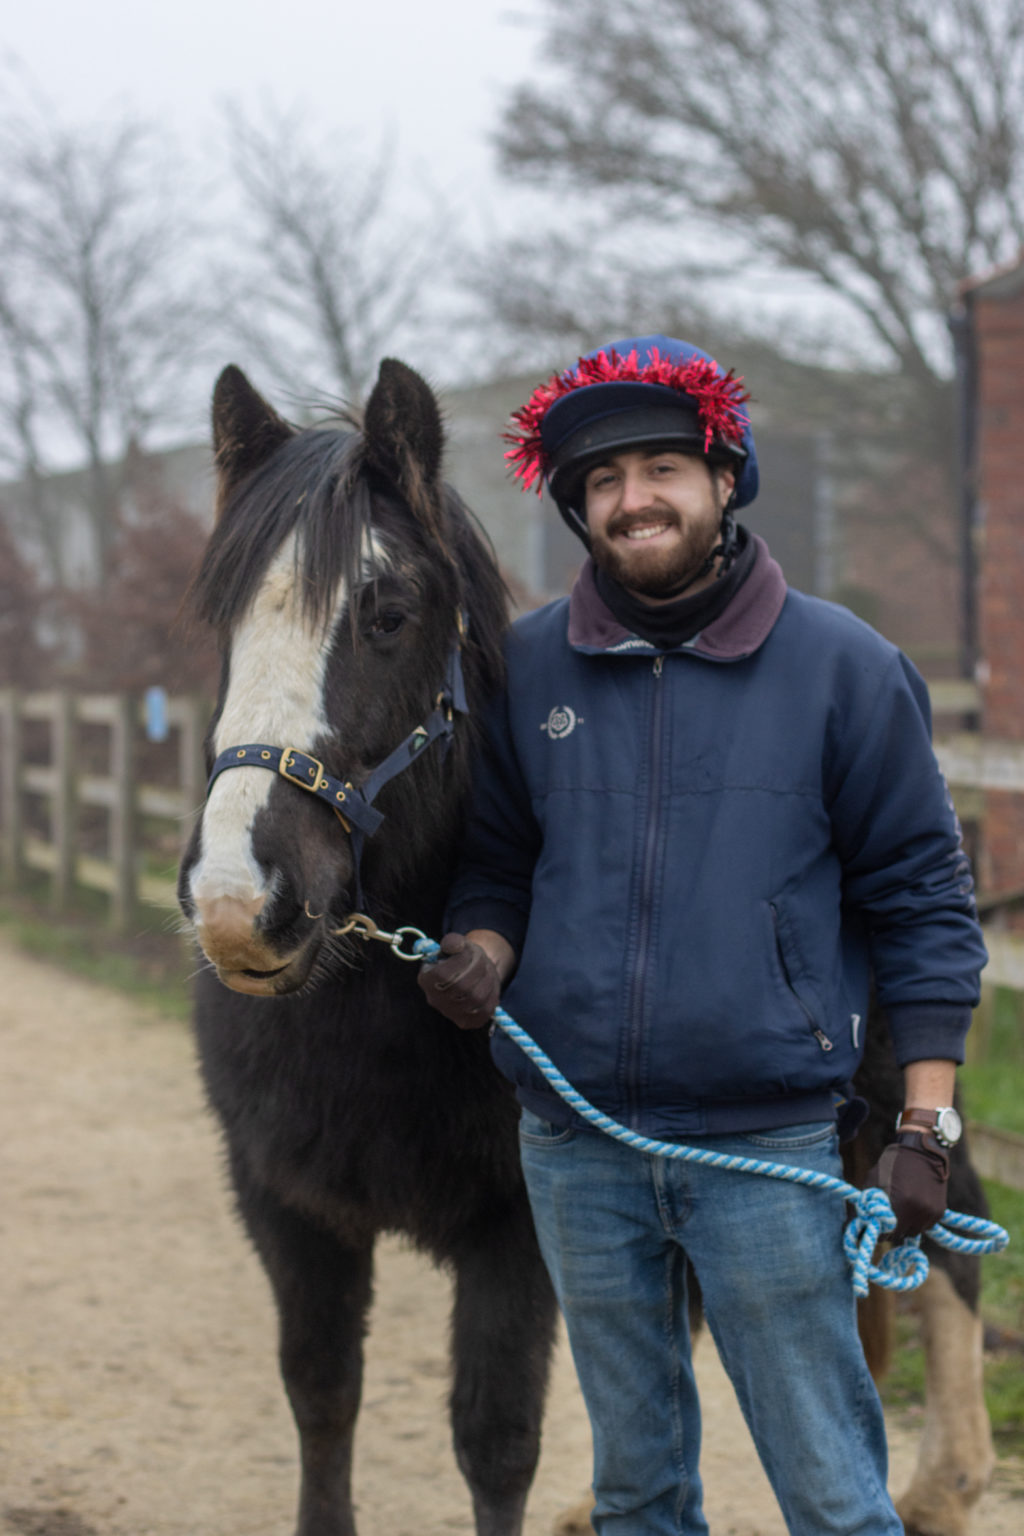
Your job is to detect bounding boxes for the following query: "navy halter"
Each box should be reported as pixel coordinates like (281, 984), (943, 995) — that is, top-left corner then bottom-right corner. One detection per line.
(206, 617), (470, 909)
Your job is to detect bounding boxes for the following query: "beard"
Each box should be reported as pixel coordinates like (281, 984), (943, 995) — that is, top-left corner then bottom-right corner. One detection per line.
(589, 504), (723, 599)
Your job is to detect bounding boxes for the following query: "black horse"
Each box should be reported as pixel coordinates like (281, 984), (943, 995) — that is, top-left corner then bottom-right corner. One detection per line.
(177, 360), (557, 1536)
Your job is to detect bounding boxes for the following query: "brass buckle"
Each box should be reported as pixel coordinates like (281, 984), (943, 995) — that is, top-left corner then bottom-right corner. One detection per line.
(279, 747), (326, 792)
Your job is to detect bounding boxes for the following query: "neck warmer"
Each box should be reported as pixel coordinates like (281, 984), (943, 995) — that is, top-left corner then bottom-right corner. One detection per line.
(593, 525), (756, 650)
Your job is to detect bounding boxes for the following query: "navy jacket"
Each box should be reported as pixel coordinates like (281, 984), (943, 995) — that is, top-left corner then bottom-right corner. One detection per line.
(448, 539), (987, 1137)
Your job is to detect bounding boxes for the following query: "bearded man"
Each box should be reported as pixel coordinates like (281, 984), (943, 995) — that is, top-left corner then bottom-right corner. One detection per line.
(418, 335), (986, 1536)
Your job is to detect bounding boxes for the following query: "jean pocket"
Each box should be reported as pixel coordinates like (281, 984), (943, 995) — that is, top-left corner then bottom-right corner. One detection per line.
(740, 1119), (837, 1151)
(518, 1108), (578, 1147)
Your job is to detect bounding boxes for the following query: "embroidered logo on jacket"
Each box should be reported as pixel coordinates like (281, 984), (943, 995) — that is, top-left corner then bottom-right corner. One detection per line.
(541, 705), (583, 739)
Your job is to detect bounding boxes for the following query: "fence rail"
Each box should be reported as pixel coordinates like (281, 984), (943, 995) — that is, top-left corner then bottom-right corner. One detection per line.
(967, 1122), (1024, 1191)
(1, 688), (1023, 972)
(0, 688), (206, 928)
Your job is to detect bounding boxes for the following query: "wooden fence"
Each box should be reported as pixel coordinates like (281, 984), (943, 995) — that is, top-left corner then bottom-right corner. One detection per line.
(0, 688), (206, 927)
(0, 685), (1022, 968)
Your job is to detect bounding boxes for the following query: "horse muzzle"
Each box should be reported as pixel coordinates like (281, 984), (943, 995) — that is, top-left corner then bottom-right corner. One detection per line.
(190, 892), (323, 997)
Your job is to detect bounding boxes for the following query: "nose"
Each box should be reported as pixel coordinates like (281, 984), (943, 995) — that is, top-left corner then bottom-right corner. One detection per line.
(193, 891), (269, 969)
(619, 466), (655, 514)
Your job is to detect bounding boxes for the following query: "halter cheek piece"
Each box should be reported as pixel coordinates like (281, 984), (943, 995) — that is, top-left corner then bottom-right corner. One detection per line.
(205, 613), (470, 909)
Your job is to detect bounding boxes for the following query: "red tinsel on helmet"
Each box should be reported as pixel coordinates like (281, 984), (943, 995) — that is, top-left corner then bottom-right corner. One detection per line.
(503, 348), (750, 494)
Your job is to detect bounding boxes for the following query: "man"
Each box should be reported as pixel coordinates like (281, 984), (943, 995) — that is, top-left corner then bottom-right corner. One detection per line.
(418, 336), (986, 1535)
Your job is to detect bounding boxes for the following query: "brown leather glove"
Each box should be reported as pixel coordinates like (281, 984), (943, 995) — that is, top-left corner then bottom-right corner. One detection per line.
(417, 932), (501, 1030)
(868, 1131), (950, 1242)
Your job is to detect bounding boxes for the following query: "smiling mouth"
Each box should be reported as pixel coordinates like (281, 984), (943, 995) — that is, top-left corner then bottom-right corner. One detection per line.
(621, 521), (673, 541)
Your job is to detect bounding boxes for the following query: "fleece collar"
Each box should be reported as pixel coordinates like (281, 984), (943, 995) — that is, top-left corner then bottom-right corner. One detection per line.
(567, 534), (787, 660)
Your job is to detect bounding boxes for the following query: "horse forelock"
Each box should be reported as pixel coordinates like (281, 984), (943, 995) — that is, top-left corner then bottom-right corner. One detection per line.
(190, 428), (369, 634)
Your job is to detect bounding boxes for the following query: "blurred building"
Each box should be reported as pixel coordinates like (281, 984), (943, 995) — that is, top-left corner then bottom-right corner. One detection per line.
(958, 253), (1024, 907)
(0, 364), (972, 684)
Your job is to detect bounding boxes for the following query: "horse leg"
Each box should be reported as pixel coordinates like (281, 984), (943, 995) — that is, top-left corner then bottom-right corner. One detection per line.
(895, 1137), (994, 1536)
(449, 1198), (558, 1536)
(235, 1173), (373, 1536)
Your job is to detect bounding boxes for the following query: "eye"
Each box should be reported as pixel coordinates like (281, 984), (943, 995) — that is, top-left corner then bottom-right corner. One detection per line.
(370, 608), (406, 636)
(587, 469), (617, 491)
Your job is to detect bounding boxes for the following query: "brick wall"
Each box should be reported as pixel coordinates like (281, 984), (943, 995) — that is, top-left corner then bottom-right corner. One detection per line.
(972, 259), (1024, 910)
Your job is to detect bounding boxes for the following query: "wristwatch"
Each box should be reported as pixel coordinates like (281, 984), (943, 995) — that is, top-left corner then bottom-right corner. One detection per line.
(895, 1105), (963, 1149)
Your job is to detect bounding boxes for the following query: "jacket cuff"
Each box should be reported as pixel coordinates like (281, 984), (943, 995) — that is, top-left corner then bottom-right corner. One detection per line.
(444, 897), (529, 957)
(885, 1001), (972, 1067)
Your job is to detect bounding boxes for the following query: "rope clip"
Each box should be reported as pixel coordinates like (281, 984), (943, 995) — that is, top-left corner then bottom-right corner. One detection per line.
(332, 912), (428, 961)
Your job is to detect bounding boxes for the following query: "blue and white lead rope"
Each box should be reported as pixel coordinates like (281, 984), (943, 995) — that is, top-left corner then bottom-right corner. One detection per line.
(411, 934), (1009, 1299)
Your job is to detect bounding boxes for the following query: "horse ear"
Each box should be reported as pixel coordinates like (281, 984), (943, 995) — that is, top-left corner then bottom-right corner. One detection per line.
(211, 365), (294, 515)
(362, 359), (445, 532)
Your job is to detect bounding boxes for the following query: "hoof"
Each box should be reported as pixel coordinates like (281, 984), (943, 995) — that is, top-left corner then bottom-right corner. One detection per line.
(896, 1485), (973, 1536)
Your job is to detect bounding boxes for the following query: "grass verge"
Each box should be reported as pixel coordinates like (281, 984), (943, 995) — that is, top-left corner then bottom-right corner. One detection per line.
(962, 986), (1024, 1136)
(0, 885), (193, 1021)
(880, 1178), (1024, 1459)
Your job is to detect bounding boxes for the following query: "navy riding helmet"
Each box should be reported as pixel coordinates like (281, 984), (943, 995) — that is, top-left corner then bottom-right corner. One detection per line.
(505, 334), (760, 560)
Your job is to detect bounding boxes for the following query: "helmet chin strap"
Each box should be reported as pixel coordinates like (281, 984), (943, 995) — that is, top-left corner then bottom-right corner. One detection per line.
(681, 496), (740, 592)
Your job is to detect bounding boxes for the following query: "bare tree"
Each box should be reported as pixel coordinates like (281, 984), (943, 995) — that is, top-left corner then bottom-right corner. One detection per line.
(221, 105), (451, 408)
(0, 503), (46, 686)
(0, 92), (205, 586)
(498, 0), (1024, 386)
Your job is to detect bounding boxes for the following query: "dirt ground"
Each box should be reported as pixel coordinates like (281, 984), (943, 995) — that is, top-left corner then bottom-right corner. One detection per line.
(1, 933), (1022, 1536)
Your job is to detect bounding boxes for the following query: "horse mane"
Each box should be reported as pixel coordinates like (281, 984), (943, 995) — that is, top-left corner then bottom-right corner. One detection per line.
(185, 421), (508, 698)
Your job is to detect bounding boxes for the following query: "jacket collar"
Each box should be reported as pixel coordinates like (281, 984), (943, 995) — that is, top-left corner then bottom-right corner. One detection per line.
(567, 535), (787, 660)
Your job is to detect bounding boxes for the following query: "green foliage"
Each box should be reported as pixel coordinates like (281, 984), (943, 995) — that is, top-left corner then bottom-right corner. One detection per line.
(962, 987), (1024, 1135)
(981, 1183), (1024, 1335)
(983, 1351), (1024, 1456)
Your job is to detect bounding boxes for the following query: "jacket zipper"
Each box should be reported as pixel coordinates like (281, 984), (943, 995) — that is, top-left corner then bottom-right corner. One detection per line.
(768, 901), (834, 1052)
(626, 655), (665, 1124)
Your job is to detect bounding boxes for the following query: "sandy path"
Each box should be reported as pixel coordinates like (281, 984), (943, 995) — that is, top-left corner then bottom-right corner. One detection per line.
(1, 934), (1020, 1536)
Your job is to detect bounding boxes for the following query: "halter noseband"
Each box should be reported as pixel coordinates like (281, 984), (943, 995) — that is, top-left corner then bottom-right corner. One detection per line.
(205, 614), (470, 908)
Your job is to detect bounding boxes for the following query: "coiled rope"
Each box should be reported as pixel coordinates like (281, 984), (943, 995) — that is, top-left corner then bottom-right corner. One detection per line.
(338, 917), (1010, 1299)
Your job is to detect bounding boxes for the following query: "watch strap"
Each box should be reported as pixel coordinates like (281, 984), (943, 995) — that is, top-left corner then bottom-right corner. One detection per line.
(897, 1106), (941, 1132)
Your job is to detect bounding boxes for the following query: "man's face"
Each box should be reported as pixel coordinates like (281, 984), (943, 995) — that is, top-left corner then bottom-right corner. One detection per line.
(582, 449), (735, 602)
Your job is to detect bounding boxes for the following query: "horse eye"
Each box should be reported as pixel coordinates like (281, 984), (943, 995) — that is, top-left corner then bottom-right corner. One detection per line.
(370, 609), (406, 636)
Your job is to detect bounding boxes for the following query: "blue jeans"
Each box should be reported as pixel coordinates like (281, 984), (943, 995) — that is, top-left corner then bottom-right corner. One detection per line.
(519, 1111), (901, 1536)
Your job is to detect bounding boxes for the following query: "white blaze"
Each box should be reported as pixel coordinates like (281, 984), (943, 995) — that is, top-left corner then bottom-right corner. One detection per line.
(189, 532), (347, 908)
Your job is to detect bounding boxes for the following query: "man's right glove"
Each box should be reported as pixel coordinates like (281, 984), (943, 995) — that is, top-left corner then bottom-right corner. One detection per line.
(867, 1131), (950, 1243)
(417, 932), (502, 1030)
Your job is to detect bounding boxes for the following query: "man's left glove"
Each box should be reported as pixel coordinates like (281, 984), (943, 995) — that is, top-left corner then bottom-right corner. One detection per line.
(867, 1131), (950, 1243)
(417, 932), (501, 1030)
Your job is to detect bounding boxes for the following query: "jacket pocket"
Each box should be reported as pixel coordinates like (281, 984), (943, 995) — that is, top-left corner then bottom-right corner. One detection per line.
(768, 900), (835, 1054)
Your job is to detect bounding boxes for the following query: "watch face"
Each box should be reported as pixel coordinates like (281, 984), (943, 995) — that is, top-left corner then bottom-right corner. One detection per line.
(936, 1106), (963, 1146)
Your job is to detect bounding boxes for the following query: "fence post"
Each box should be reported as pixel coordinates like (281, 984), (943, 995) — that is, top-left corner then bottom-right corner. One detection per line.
(178, 696), (207, 856)
(110, 693), (138, 930)
(52, 691), (76, 912)
(0, 689), (24, 889)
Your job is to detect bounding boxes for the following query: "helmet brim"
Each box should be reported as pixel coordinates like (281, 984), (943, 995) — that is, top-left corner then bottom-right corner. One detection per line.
(548, 402), (747, 511)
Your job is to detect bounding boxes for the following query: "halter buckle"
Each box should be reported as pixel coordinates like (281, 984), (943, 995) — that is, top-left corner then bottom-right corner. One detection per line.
(279, 747), (326, 792)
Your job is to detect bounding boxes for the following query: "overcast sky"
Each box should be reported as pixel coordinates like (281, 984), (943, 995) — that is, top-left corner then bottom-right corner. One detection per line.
(3, 1), (543, 217)
(1, 2), (557, 457)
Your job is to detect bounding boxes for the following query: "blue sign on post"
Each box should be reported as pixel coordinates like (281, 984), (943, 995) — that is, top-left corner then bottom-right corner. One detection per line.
(145, 686), (169, 743)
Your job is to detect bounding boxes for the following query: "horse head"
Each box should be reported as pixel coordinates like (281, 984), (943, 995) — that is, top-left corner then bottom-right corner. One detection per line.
(178, 360), (507, 997)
